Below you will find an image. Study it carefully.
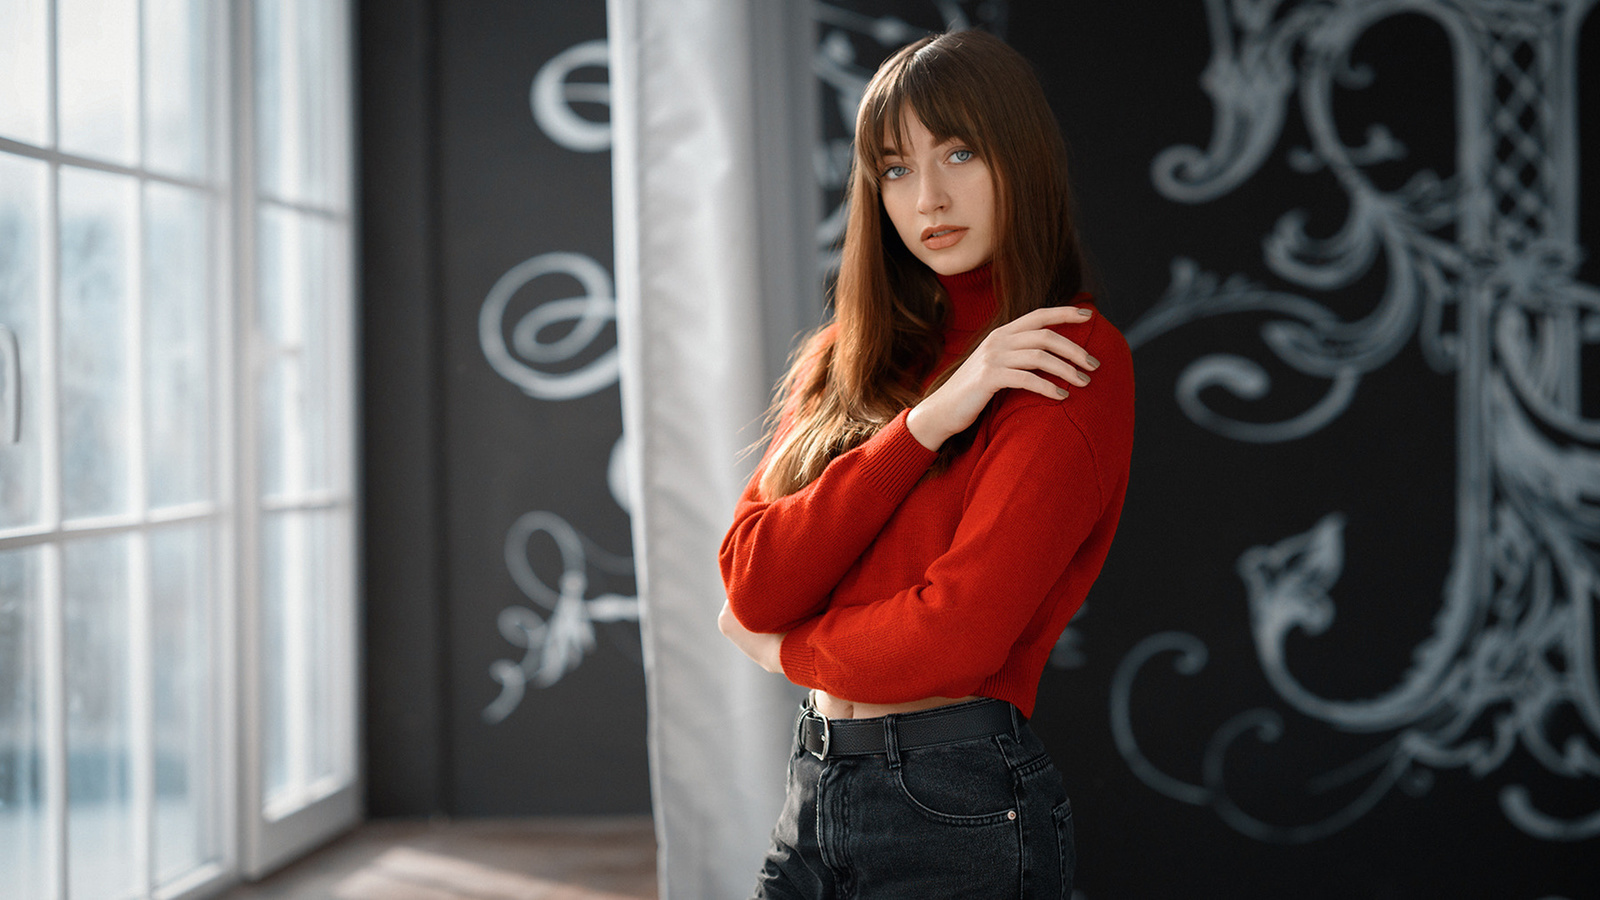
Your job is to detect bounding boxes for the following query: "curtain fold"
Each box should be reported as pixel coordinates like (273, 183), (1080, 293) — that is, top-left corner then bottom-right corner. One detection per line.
(608, 3), (819, 898)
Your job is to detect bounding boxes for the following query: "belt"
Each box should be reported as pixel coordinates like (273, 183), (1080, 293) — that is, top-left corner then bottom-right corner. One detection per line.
(799, 699), (1015, 760)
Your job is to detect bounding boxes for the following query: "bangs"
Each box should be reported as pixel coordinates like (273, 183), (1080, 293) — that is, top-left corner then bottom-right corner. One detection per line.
(857, 41), (990, 181)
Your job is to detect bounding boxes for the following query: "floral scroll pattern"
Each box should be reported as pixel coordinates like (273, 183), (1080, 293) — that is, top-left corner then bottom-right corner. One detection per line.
(1115, 0), (1600, 842)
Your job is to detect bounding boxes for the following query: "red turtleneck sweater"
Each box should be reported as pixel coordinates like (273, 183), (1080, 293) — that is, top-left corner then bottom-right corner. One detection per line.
(719, 266), (1134, 718)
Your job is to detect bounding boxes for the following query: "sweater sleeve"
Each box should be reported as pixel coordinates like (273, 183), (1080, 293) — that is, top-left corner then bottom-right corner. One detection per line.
(719, 407), (939, 633)
(778, 400), (1113, 702)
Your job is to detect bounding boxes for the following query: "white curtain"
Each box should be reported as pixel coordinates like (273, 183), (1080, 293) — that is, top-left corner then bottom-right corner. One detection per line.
(608, 3), (820, 898)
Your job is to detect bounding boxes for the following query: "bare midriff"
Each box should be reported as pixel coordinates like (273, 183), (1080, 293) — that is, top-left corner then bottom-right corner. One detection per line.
(811, 690), (981, 720)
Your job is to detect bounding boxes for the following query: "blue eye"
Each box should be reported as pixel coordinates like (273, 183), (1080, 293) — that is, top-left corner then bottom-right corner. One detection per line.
(883, 165), (909, 180)
(950, 149), (974, 163)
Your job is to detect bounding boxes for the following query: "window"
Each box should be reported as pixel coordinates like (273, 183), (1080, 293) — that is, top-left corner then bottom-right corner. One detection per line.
(0, 1), (357, 895)
(243, 0), (359, 875)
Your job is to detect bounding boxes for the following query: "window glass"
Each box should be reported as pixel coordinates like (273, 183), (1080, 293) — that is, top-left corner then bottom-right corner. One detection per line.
(0, 0), (49, 145)
(152, 523), (217, 882)
(310, 510), (354, 787)
(144, 0), (210, 178)
(145, 182), (212, 510)
(64, 534), (137, 900)
(257, 207), (337, 500)
(58, 0), (140, 164)
(0, 154), (47, 531)
(60, 167), (136, 522)
(255, 0), (348, 207)
(261, 508), (353, 819)
(0, 547), (47, 900)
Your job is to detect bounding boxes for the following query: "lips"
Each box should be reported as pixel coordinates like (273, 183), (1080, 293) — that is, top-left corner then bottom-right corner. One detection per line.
(920, 225), (968, 251)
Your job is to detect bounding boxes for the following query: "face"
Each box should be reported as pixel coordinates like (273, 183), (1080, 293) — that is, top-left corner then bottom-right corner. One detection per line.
(877, 111), (996, 277)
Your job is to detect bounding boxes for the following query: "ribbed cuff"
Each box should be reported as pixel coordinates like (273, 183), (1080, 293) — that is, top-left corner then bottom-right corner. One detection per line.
(779, 623), (818, 686)
(857, 410), (938, 499)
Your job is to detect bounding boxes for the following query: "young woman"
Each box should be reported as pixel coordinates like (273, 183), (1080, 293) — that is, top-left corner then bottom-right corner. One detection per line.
(718, 29), (1133, 899)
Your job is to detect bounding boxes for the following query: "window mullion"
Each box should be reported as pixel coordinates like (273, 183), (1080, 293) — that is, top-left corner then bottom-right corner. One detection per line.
(41, 7), (61, 535)
(280, 131), (311, 809)
(0, 509), (225, 553)
(0, 137), (218, 193)
(39, 541), (66, 900)
(230, 0), (268, 877)
(130, 1), (155, 889)
(40, 2), (65, 894)
(279, 2), (313, 808)
(129, 532), (155, 894)
(45, 0), (58, 151)
(211, 0), (241, 877)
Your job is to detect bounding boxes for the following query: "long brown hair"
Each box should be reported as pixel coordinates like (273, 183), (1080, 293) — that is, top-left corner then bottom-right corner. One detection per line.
(759, 29), (1088, 499)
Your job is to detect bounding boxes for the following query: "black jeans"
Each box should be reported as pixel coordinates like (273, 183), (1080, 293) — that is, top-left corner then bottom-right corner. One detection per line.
(753, 699), (1075, 899)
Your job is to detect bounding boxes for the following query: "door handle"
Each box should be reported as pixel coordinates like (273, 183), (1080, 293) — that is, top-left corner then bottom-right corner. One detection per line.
(0, 325), (18, 444)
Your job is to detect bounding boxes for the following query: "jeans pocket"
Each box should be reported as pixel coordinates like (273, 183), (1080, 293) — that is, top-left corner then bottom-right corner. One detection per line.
(1053, 798), (1076, 896)
(893, 738), (1018, 826)
(845, 743), (1026, 898)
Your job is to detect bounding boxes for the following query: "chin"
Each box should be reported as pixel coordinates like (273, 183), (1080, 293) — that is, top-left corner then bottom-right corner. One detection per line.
(921, 255), (984, 276)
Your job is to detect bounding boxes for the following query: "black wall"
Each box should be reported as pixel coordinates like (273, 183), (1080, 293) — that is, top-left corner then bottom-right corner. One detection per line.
(360, 0), (647, 818)
(1004, 2), (1599, 898)
(360, 0), (448, 816)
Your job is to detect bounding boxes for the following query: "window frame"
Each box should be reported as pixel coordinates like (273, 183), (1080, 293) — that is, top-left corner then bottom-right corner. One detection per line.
(0, 0), (361, 894)
(232, 0), (362, 881)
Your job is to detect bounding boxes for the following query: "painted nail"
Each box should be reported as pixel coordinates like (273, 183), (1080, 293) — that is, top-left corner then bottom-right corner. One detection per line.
(1056, 387), (1069, 398)
(1076, 308), (1092, 317)
(1087, 356), (1100, 370)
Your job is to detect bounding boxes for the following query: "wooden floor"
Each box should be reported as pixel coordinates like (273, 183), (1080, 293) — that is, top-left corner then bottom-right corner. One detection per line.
(218, 816), (659, 900)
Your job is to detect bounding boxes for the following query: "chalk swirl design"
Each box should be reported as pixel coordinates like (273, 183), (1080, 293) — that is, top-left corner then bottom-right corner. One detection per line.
(479, 250), (619, 402)
(529, 39), (610, 153)
(482, 37), (638, 721)
(483, 436), (639, 724)
(1115, 0), (1600, 843)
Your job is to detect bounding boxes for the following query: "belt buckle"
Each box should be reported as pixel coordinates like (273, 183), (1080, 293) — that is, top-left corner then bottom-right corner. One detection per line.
(805, 709), (831, 761)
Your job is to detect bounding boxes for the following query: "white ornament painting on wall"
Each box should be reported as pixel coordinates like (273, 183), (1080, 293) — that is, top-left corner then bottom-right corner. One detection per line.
(1115, 0), (1600, 844)
(481, 39), (640, 723)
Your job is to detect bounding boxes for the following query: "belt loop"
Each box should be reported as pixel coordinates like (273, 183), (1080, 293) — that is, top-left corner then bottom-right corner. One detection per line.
(884, 714), (903, 770)
(1008, 703), (1024, 741)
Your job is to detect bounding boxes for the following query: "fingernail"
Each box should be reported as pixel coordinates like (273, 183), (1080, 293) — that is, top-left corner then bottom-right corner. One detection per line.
(1087, 356), (1100, 370)
(1076, 308), (1092, 317)
(1056, 387), (1069, 398)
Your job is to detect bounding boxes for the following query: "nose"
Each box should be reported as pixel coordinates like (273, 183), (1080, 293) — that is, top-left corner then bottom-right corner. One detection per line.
(915, 169), (947, 216)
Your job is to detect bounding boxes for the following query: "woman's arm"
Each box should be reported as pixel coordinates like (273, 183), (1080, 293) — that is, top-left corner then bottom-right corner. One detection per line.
(719, 409), (937, 632)
(777, 314), (1135, 702)
(720, 307), (1104, 636)
(908, 305), (1099, 450)
(778, 402), (1117, 702)
(717, 601), (785, 673)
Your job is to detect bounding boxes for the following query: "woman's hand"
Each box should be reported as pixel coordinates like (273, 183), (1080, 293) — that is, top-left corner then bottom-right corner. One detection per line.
(906, 305), (1099, 450)
(718, 601), (787, 675)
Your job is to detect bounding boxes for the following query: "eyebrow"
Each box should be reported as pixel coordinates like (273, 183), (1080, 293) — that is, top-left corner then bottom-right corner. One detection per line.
(879, 136), (965, 159)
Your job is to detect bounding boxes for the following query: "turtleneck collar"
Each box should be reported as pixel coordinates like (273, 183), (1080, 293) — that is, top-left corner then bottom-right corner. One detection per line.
(936, 263), (997, 334)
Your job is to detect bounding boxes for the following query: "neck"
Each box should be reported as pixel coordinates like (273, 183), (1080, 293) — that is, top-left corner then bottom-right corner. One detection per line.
(936, 264), (996, 334)
(923, 264), (996, 388)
